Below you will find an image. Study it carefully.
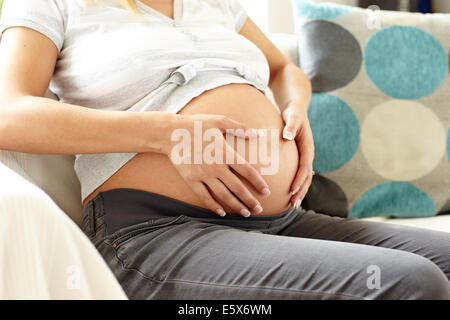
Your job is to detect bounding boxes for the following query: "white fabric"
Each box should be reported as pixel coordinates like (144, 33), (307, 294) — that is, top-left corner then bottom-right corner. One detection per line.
(0, 162), (127, 299)
(363, 216), (450, 233)
(0, 151), (83, 226)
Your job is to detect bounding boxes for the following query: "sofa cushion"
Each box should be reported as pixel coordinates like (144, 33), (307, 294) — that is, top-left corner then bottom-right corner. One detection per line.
(291, 0), (450, 218)
(364, 215), (450, 233)
(0, 89), (83, 226)
(0, 151), (83, 226)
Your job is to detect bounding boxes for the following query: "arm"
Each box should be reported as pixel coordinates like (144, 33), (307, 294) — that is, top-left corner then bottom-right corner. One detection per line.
(238, 18), (315, 208)
(0, 26), (269, 216)
(238, 18), (312, 114)
(0, 27), (177, 155)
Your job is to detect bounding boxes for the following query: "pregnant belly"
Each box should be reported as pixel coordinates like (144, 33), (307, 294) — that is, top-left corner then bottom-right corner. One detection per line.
(82, 84), (299, 215)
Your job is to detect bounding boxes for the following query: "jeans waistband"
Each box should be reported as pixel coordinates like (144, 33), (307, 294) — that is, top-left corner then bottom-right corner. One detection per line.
(84, 188), (300, 235)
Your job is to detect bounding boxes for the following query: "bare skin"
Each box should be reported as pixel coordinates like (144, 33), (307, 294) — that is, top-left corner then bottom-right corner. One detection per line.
(0, 0), (313, 218)
(82, 83), (300, 215)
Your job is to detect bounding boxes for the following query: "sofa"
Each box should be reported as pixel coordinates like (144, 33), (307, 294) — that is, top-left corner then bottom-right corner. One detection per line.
(1, 13), (449, 300)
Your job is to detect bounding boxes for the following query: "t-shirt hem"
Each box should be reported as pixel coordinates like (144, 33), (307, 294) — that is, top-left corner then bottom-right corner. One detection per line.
(78, 152), (138, 205)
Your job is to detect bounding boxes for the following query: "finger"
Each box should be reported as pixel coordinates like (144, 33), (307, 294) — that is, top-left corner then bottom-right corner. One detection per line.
(298, 174), (313, 200)
(291, 174), (313, 208)
(190, 181), (227, 217)
(291, 135), (315, 195)
(217, 116), (262, 139)
(219, 169), (263, 214)
(206, 179), (252, 218)
(282, 115), (302, 141)
(229, 153), (271, 196)
(290, 143), (313, 194)
(290, 163), (310, 196)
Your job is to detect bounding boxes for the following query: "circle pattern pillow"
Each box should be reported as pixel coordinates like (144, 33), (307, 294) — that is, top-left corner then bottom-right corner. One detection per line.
(292, 0), (450, 218)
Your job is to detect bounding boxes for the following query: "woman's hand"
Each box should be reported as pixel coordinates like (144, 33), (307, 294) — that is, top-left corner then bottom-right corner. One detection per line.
(281, 102), (315, 209)
(168, 114), (271, 217)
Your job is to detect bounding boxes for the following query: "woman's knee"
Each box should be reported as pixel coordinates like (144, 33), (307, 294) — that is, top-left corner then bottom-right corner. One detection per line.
(376, 252), (450, 300)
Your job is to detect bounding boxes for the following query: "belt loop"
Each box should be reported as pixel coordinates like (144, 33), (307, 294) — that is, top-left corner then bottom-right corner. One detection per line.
(84, 199), (96, 238)
(90, 200), (97, 236)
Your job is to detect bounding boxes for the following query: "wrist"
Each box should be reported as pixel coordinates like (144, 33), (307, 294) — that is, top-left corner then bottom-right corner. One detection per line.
(285, 99), (308, 113)
(141, 112), (184, 155)
(283, 101), (309, 120)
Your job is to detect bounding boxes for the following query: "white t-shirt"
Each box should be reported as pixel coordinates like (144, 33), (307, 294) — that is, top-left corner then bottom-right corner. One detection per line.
(0, 0), (271, 203)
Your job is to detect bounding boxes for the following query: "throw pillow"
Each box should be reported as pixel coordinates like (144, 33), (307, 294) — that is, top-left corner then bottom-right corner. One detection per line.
(291, 0), (450, 218)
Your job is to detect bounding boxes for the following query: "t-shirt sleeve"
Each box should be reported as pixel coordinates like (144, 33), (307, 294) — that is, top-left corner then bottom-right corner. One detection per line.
(0, 0), (65, 53)
(227, 0), (248, 32)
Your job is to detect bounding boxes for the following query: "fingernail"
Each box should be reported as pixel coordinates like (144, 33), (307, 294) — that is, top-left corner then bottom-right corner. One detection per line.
(294, 199), (302, 209)
(253, 204), (263, 214)
(240, 209), (251, 217)
(291, 187), (300, 196)
(261, 187), (271, 196)
(283, 131), (294, 141)
(258, 129), (265, 137)
(216, 209), (226, 217)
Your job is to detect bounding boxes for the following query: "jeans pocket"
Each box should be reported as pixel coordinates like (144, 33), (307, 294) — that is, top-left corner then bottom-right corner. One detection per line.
(108, 215), (189, 249)
(106, 215), (188, 248)
(110, 215), (191, 282)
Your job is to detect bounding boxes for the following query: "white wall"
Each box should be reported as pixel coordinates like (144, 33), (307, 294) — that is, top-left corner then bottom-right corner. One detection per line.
(240, 0), (269, 31)
(241, 0), (449, 35)
(434, 0), (450, 12)
(241, 0), (358, 34)
(267, 0), (295, 33)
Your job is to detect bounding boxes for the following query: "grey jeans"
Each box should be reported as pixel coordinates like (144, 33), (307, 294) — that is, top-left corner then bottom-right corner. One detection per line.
(82, 188), (450, 300)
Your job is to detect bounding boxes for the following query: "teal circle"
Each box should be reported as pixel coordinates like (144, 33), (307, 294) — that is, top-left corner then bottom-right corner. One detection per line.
(292, 0), (353, 20)
(364, 26), (448, 99)
(308, 94), (360, 173)
(447, 128), (450, 162)
(350, 182), (436, 218)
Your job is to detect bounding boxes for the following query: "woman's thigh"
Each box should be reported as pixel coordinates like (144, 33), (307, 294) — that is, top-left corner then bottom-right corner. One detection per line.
(278, 210), (450, 280)
(102, 217), (450, 300)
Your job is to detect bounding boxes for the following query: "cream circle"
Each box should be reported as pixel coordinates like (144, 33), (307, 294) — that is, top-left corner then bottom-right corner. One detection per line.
(361, 100), (446, 181)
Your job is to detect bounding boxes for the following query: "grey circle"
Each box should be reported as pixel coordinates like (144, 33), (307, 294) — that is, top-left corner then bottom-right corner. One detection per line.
(303, 175), (348, 218)
(297, 20), (362, 93)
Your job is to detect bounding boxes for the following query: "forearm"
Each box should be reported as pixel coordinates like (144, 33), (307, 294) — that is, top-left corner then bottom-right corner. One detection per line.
(269, 63), (312, 114)
(0, 95), (178, 155)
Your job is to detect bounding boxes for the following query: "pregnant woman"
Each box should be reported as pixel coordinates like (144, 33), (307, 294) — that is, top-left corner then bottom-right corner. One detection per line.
(1, 0), (450, 300)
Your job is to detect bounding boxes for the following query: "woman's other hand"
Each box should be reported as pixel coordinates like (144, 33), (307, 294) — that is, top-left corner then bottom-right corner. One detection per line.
(168, 114), (271, 217)
(281, 103), (315, 209)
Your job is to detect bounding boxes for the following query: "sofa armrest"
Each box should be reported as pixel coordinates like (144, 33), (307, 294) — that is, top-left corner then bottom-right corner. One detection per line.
(265, 33), (299, 108)
(268, 32), (299, 66)
(0, 162), (127, 299)
(0, 150), (83, 226)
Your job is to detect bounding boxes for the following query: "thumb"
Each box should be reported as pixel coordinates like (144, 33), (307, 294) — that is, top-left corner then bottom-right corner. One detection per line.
(283, 117), (300, 141)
